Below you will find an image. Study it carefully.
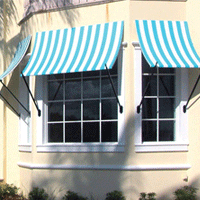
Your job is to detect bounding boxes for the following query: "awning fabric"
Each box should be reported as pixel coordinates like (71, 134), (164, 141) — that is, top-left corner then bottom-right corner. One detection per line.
(22, 21), (124, 76)
(135, 20), (200, 68)
(0, 35), (31, 80)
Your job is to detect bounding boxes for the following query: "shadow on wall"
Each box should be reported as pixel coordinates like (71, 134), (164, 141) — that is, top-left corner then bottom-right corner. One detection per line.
(25, 114), (144, 200)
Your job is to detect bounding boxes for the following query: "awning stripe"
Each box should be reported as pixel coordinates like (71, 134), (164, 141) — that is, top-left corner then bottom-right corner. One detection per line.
(135, 20), (200, 68)
(23, 21), (124, 76)
(0, 35), (31, 80)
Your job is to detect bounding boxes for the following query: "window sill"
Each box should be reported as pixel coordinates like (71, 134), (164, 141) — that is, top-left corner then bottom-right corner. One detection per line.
(37, 143), (125, 153)
(18, 144), (32, 152)
(135, 142), (189, 153)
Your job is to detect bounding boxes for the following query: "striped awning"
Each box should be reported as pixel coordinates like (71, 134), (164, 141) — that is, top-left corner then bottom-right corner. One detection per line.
(0, 35), (31, 80)
(135, 20), (200, 68)
(22, 21), (124, 76)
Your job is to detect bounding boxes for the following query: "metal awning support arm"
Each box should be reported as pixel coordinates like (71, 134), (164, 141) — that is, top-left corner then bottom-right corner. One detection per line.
(183, 74), (200, 113)
(0, 92), (20, 117)
(137, 62), (157, 114)
(21, 73), (41, 117)
(105, 64), (123, 113)
(0, 80), (30, 116)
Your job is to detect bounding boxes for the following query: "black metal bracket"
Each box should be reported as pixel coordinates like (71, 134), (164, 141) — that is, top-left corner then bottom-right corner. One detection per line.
(183, 74), (200, 113)
(0, 80), (30, 116)
(105, 64), (123, 113)
(21, 72), (41, 117)
(137, 62), (157, 114)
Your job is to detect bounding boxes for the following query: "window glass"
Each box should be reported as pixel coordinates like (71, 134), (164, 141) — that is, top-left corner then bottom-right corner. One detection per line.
(65, 79), (81, 100)
(65, 123), (81, 142)
(48, 123), (63, 142)
(142, 55), (175, 142)
(47, 60), (119, 144)
(83, 122), (100, 142)
(65, 101), (81, 121)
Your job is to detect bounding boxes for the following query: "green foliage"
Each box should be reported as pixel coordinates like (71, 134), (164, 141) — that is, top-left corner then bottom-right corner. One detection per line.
(0, 183), (19, 200)
(62, 190), (88, 200)
(174, 186), (198, 200)
(105, 190), (126, 200)
(139, 192), (156, 200)
(29, 187), (49, 200)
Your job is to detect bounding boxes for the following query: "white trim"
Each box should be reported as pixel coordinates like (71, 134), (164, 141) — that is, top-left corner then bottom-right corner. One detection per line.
(18, 145), (32, 152)
(37, 143), (124, 152)
(18, 162), (191, 171)
(135, 143), (189, 152)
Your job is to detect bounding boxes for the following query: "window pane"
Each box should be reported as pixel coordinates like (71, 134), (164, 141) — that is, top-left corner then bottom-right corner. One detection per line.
(159, 98), (175, 118)
(142, 76), (157, 96)
(48, 81), (63, 100)
(65, 123), (81, 142)
(48, 102), (63, 121)
(65, 101), (81, 121)
(83, 78), (100, 99)
(159, 121), (174, 141)
(48, 123), (63, 142)
(48, 74), (63, 80)
(83, 122), (100, 142)
(83, 70), (99, 77)
(102, 99), (117, 119)
(142, 98), (157, 119)
(83, 100), (99, 120)
(65, 79), (81, 100)
(142, 121), (157, 142)
(159, 76), (175, 96)
(65, 72), (81, 79)
(101, 77), (118, 97)
(159, 68), (175, 74)
(102, 122), (117, 142)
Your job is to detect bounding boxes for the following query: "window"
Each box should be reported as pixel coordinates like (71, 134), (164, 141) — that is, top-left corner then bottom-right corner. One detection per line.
(36, 54), (125, 152)
(47, 62), (118, 143)
(142, 56), (175, 142)
(133, 42), (188, 152)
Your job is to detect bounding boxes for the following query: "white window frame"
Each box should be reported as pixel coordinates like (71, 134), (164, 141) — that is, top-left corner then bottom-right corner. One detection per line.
(19, 62), (32, 152)
(36, 46), (125, 153)
(133, 41), (189, 152)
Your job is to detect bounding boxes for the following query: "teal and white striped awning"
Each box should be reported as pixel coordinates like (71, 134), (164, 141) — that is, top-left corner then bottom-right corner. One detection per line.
(0, 35), (31, 80)
(135, 20), (200, 68)
(22, 21), (124, 76)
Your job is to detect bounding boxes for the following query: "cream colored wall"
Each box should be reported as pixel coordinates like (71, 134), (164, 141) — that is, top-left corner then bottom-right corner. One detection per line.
(185, 0), (200, 194)
(5, 0), (200, 199)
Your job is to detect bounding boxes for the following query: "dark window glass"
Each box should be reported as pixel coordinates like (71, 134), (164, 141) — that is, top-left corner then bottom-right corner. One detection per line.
(48, 123), (63, 142)
(101, 77), (118, 97)
(48, 102), (63, 121)
(142, 76), (157, 96)
(102, 122), (117, 142)
(159, 121), (174, 141)
(48, 81), (63, 100)
(65, 79), (81, 99)
(142, 98), (157, 119)
(65, 101), (81, 121)
(83, 100), (99, 120)
(65, 123), (81, 142)
(83, 122), (100, 142)
(102, 99), (117, 120)
(142, 121), (157, 142)
(159, 76), (175, 96)
(159, 98), (175, 118)
(83, 78), (100, 99)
